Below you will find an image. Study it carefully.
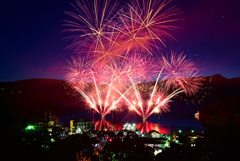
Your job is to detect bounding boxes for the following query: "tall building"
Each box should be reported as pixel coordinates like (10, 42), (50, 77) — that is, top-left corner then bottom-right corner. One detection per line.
(70, 120), (74, 134)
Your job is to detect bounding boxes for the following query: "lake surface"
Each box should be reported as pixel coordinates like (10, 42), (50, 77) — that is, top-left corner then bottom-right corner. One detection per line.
(59, 102), (204, 133)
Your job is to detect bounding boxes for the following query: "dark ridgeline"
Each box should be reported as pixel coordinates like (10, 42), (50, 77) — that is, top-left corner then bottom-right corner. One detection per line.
(0, 78), (82, 121)
(1, 74), (240, 121)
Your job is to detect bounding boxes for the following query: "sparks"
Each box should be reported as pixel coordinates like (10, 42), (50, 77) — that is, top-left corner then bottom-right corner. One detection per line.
(63, 0), (203, 125)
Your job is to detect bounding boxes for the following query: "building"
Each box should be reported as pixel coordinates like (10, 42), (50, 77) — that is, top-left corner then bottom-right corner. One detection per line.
(149, 130), (161, 138)
(70, 119), (94, 134)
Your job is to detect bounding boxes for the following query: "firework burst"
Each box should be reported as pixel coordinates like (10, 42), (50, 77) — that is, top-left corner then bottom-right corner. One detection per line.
(66, 57), (135, 119)
(116, 0), (181, 56)
(64, 0), (180, 60)
(63, 0), (120, 60)
(160, 51), (203, 95)
(65, 56), (91, 89)
(124, 68), (184, 123)
(63, 0), (203, 125)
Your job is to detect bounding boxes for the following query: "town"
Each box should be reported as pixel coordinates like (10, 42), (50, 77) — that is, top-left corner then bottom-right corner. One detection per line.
(12, 112), (210, 161)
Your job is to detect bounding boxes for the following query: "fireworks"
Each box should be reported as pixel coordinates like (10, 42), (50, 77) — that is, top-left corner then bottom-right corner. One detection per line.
(63, 0), (180, 61)
(63, 0), (120, 62)
(123, 67), (184, 123)
(160, 51), (203, 95)
(64, 0), (203, 124)
(66, 59), (129, 119)
(117, 0), (180, 55)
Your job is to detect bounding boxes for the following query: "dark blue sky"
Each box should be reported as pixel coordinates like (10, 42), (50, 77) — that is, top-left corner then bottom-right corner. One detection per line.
(1, 0), (240, 82)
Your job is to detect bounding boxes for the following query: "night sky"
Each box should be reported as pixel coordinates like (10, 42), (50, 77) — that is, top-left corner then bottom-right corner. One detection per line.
(1, 0), (240, 82)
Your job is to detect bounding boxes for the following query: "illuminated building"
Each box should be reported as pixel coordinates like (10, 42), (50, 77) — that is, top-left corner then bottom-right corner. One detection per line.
(149, 130), (161, 138)
(70, 120), (74, 134)
(70, 119), (94, 134)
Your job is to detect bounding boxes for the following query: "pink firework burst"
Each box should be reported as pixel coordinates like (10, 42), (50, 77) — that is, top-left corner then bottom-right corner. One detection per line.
(124, 69), (184, 123)
(65, 56), (91, 89)
(116, 0), (180, 56)
(63, 0), (204, 126)
(63, 0), (120, 60)
(65, 57), (131, 119)
(63, 0), (180, 62)
(119, 54), (159, 82)
(160, 51), (203, 95)
(135, 56), (159, 82)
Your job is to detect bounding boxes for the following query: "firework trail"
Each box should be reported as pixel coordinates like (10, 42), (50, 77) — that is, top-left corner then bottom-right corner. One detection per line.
(63, 0), (203, 125)
(66, 57), (138, 119)
(63, 0), (120, 62)
(124, 67), (184, 123)
(65, 54), (163, 120)
(121, 52), (203, 123)
(116, 0), (181, 56)
(160, 51), (203, 95)
(64, 0), (180, 61)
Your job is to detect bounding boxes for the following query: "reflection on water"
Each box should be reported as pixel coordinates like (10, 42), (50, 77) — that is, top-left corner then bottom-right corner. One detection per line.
(94, 119), (170, 134)
(136, 121), (170, 134)
(94, 119), (122, 131)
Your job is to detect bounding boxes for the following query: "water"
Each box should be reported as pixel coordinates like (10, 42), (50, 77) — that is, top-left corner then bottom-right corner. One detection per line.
(58, 102), (204, 133)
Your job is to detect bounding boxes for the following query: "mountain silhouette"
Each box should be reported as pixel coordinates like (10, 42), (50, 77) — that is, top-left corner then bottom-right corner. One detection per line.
(1, 74), (240, 123)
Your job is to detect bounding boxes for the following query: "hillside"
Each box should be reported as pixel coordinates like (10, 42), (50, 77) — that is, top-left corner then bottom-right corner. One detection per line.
(1, 74), (240, 122)
(0, 78), (82, 121)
